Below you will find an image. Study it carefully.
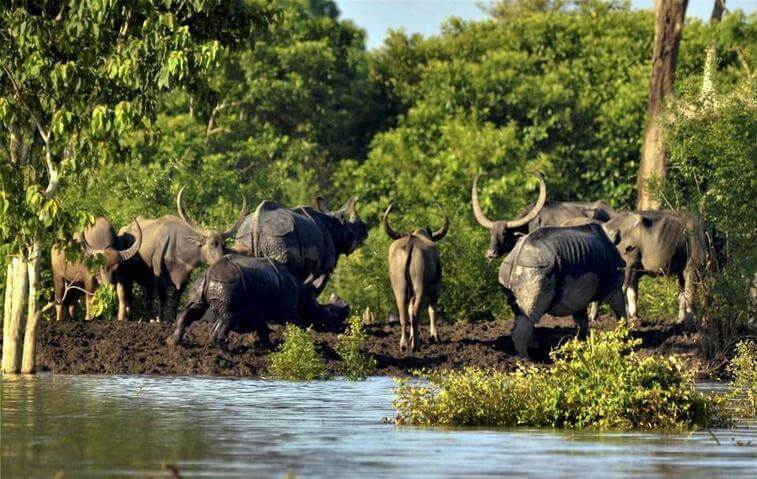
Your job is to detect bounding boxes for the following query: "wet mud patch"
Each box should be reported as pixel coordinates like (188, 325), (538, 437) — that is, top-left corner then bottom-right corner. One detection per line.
(34, 316), (708, 377)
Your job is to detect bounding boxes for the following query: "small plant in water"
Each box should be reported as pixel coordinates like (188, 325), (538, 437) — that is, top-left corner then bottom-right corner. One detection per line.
(336, 314), (377, 380)
(89, 284), (118, 320)
(394, 324), (729, 430)
(726, 340), (757, 418)
(267, 324), (327, 380)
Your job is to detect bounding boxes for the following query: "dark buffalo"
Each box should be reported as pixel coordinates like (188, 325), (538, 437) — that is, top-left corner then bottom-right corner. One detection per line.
(472, 173), (617, 260)
(232, 197), (368, 296)
(116, 188), (246, 322)
(497, 223), (627, 357)
(51, 217), (142, 321)
(602, 210), (710, 325)
(383, 203), (449, 351)
(167, 255), (350, 349)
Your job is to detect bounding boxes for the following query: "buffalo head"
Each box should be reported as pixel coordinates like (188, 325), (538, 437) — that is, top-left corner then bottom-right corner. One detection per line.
(81, 218), (143, 285)
(382, 203), (449, 242)
(472, 173), (547, 260)
(177, 186), (247, 264)
(313, 196), (368, 255)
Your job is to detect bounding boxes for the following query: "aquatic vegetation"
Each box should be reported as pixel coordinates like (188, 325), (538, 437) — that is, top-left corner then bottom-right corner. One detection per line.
(726, 340), (757, 418)
(89, 284), (118, 320)
(394, 324), (728, 430)
(267, 325), (327, 381)
(336, 315), (377, 380)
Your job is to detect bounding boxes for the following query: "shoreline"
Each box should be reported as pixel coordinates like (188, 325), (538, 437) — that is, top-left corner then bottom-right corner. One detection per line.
(30, 315), (712, 378)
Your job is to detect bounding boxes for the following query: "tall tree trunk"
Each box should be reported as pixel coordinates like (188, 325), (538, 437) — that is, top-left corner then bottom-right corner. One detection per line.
(2, 261), (14, 351)
(2, 256), (29, 373)
(637, 0), (689, 210)
(22, 242), (41, 373)
(701, 0), (725, 104)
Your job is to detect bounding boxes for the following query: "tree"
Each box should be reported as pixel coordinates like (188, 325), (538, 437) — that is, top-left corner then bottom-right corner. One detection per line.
(701, 0), (725, 104)
(0, 0), (274, 373)
(636, 0), (689, 209)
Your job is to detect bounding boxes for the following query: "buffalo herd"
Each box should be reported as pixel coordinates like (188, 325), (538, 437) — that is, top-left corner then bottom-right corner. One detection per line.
(52, 174), (719, 358)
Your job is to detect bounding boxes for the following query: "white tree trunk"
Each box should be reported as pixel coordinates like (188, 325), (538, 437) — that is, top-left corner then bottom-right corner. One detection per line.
(3, 261), (13, 334)
(2, 256), (29, 373)
(22, 242), (41, 373)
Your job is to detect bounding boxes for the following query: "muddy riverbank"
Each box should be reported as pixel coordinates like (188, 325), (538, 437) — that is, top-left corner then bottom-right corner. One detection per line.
(31, 315), (711, 377)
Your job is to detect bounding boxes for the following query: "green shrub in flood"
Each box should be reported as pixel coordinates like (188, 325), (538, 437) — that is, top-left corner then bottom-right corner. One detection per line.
(89, 284), (118, 320)
(267, 325), (327, 381)
(726, 340), (757, 418)
(336, 315), (377, 380)
(394, 324), (728, 430)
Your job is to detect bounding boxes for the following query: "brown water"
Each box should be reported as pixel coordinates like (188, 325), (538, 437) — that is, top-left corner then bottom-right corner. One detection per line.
(1, 374), (755, 478)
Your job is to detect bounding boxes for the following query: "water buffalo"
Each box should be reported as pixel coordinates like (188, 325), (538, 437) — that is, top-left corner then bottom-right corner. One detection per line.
(116, 188), (246, 322)
(51, 217), (142, 321)
(602, 210), (709, 325)
(167, 255), (350, 349)
(472, 173), (617, 260)
(383, 203), (449, 352)
(232, 197), (368, 296)
(497, 223), (627, 357)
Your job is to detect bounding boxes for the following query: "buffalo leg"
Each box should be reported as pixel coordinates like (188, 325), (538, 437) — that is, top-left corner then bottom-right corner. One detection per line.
(572, 309), (589, 340)
(607, 288), (627, 324)
(155, 280), (169, 323)
(625, 273), (640, 325)
(677, 269), (695, 324)
(54, 274), (67, 321)
(588, 301), (599, 322)
(392, 285), (409, 352)
(409, 295), (424, 352)
(512, 315), (535, 358)
(167, 284), (186, 323)
(116, 278), (133, 322)
(83, 277), (96, 320)
(428, 304), (440, 343)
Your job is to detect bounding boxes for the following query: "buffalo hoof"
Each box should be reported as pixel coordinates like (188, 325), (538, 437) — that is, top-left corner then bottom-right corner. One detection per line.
(628, 315), (641, 329)
(166, 335), (181, 347)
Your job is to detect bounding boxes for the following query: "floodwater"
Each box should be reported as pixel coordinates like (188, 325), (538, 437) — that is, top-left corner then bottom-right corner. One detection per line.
(1, 375), (755, 478)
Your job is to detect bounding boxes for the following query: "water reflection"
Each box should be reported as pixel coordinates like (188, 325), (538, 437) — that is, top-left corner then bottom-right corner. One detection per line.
(1, 375), (755, 478)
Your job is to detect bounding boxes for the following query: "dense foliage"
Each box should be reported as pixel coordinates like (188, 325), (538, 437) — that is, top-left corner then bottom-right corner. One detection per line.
(394, 325), (729, 429)
(726, 340), (757, 418)
(1, 1), (754, 359)
(267, 324), (327, 380)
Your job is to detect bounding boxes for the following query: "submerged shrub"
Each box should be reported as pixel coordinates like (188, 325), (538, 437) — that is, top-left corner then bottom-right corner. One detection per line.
(336, 315), (377, 380)
(726, 340), (757, 418)
(267, 325), (327, 381)
(394, 324), (728, 430)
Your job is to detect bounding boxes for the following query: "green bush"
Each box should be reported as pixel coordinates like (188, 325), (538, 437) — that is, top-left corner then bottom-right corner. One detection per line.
(665, 79), (757, 353)
(394, 324), (729, 429)
(636, 276), (679, 322)
(726, 340), (757, 418)
(336, 315), (377, 380)
(267, 324), (327, 381)
(88, 284), (118, 320)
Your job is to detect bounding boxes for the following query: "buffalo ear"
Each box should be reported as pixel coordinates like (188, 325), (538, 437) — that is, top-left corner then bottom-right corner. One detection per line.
(186, 235), (206, 247)
(602, 224), (621, 245)
(339, 197), (357, 219)
(312, 196), (329, 212)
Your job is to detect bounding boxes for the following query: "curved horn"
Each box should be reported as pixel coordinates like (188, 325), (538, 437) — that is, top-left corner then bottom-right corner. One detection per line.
(382, 203), (405, 240)
(118, 219), (142, 263)
(505, 173), (547, 228)
(430, 203), (450, 242)
(176, 186), (209, 236)
(472, 174), (494, 230)
(222, 193), (247, 239)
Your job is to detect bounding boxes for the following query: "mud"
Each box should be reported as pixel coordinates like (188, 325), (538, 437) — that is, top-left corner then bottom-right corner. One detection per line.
(32, 315), (709, 377)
